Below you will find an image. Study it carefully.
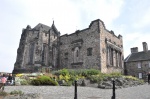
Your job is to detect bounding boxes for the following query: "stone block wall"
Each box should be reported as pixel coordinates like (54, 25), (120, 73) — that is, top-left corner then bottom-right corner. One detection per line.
(125, 61), (150, 80)
(99, 20), (124, 73)
(60, 20), (101, 69)
(13, 19), (124, 74)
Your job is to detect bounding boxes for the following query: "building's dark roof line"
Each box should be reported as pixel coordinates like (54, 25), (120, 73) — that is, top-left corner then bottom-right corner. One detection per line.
(125, 50), (150, 62)
(33, 23), (51, 31)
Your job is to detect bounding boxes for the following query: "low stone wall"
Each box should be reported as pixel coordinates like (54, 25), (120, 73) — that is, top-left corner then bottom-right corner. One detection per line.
(76, 77), (145, 89)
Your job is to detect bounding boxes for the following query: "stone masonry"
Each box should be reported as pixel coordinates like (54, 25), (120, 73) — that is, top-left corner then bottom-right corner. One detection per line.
(124, 42), (150, 80)
(13, 19), (124, 74)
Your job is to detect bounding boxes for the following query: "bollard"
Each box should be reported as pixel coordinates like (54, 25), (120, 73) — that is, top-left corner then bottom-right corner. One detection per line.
(111, 80), (115, 99)
(74, 80), (77, 99)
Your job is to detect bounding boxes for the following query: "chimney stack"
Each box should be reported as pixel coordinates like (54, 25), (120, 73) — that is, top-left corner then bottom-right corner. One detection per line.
(143, 42), (148, 52)
(131, 47), (138, 53)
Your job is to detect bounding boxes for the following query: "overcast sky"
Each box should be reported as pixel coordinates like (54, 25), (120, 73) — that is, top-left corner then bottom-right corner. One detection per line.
(0, 0), (150, 73)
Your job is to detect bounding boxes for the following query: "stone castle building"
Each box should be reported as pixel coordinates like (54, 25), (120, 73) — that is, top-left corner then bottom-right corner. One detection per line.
(124, 42), (150, 80)
(13, 19), (124, 74)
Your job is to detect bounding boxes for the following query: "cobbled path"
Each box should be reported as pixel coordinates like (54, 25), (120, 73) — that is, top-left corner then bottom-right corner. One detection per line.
(4, 84), (150, 99)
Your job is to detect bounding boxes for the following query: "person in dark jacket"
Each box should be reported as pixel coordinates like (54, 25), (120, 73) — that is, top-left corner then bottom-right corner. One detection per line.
(7, 74), (14, 85)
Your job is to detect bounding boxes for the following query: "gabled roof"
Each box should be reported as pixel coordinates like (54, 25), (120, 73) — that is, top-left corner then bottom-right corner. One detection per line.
(33, 23), (51, 32)
(125, 50), (150, 62)
(50, 21), (60, 35)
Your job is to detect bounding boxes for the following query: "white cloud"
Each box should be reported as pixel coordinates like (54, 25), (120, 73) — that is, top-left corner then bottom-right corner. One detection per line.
(133, 8), (150, 29)
(70, 0), (125, 29)
(123, 31), (150, 57)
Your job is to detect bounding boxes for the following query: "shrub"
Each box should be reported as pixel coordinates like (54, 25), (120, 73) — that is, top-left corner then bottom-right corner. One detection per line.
(59, 69), (69, 76)
(20, 79), (28, 85)
(59, 75), (70, 82)
(15, 73), (24, 77)
(62, 81), (73, 86)
(31, 79), (41, 86)
(69, 69), (100, 77)
(86, 69), (100, 76)
(87, 75), (103, 83)
(0, 91), (8, 96)
(109, 72), (122, 77)
(123, 76), (138, 80)
(10, 90), (24, 95)
(68, 70), (76, 76)
(101, 72), (122, 81)
(53, 69), (69, 76)
(31, 76), (58, 86)
(69, 75), (77, 82)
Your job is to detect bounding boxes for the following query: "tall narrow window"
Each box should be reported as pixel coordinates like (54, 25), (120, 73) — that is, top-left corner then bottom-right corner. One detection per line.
(137, 62), (141, 68)
(138, 73), (142, 78)
(87, 48), (92, 56)
(76, 50), (79, 57)
(29, 43), (35, 64)
(42, 45), (45, 64)
(107, 47), (110, 65)
(110, 48), (113, 65)
(73, 47), (79, 63)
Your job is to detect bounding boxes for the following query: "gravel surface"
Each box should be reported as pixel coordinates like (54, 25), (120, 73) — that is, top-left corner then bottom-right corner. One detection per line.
(3, 84), (150, 99)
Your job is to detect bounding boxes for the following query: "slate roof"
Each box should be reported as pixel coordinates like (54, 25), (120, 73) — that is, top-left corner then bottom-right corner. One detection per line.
(125, 50), (150, 62)
(33, 22), (60, 35)
(33, 23), (51, 31)
(51, 23), (60, 35)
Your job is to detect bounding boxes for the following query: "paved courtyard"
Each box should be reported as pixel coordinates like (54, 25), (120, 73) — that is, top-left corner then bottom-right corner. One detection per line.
(4, 84), (150, 99)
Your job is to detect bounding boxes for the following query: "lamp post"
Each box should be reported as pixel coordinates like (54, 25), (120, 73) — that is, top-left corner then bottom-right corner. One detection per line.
(74, 80), (77, 99)
(111, 80), (116, 99)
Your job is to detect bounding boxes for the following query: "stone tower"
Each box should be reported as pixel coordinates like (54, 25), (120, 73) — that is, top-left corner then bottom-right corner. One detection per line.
(13, 21), (60, 73)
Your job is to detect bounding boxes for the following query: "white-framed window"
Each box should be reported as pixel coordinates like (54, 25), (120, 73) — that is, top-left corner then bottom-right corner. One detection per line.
(138, 73), (142, 79)
(137, 62), (141, 68)
(149, 61), (150, 68)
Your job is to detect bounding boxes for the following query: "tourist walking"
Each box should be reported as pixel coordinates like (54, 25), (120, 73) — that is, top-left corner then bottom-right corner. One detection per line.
(7, 74), (14, 85)
(148, 72), (150, 84)
(0, 74), (7, 91)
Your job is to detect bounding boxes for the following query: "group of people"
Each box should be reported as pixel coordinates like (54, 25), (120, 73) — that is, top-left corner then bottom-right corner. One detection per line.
(0, 73), (14, 86)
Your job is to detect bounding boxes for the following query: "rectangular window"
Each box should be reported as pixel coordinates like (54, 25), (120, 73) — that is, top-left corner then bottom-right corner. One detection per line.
(87, 48), (92, 56)
(138, 73), (142, 79)
(149, 62), (150, 68)
(137, 62), (141, 68)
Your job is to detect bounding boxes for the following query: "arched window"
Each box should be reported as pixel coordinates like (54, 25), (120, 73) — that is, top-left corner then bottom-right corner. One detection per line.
(73, 47), (79, 63)
(76, 50), (79, 57)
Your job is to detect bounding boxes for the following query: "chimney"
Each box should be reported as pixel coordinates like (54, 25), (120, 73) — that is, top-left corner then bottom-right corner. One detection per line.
(143, 42), (148, 52)
(131, 47), (138, 53)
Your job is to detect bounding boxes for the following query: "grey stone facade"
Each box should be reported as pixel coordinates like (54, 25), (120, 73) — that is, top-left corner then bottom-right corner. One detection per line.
(13, 19), (124, 74)
(124, 42), (150, 80)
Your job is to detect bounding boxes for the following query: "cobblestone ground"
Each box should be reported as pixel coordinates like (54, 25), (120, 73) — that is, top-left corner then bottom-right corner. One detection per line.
(4, 84), (150, 99)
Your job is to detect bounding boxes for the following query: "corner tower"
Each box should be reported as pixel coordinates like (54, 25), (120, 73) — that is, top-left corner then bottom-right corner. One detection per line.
(13, 21), (60, 74)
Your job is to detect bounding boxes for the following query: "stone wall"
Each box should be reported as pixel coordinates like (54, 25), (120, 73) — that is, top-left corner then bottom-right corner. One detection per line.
(99, 20), (124, 73)
(125, 61), (150, 80)
(59, 19), (124, 73)
(13, 19), (124, 74)
(60, 20), (101, 69)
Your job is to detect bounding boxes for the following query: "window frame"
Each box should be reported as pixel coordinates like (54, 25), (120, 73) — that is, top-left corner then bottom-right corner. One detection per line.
(138, 73), (142, 79)
(87, 48), (92, 56)
(137, 62), (141, 68)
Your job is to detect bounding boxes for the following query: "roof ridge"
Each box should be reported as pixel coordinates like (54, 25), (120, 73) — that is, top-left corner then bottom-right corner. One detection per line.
(125, 53), (132, 62)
